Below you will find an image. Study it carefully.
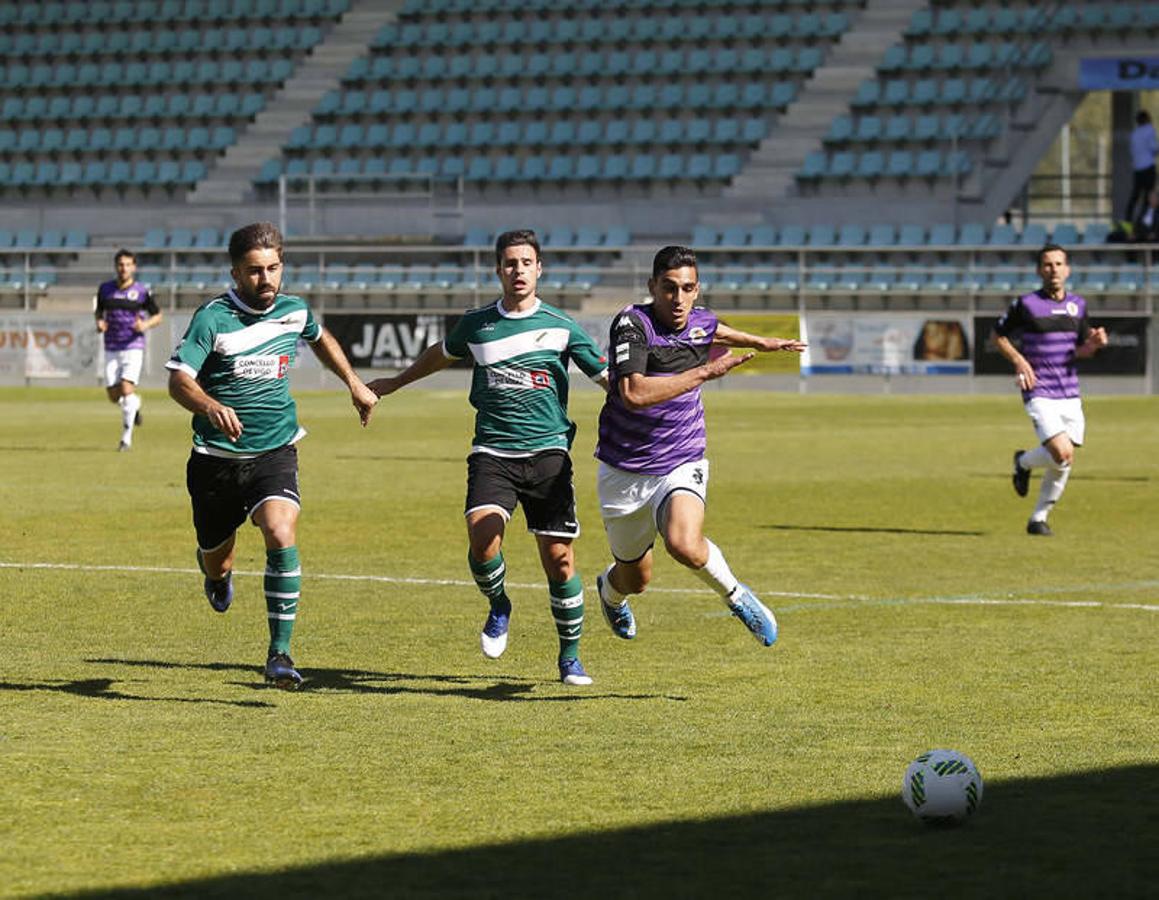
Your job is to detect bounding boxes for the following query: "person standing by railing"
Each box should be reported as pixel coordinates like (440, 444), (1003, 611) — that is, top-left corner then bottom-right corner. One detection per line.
(1124, 110), (1159, 225)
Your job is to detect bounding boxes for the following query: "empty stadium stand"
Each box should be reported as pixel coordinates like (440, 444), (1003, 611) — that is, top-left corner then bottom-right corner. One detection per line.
(0, 0), (1155, 322)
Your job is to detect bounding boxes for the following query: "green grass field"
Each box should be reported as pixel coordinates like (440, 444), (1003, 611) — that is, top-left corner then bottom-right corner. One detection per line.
(1, 385), (1157, 899)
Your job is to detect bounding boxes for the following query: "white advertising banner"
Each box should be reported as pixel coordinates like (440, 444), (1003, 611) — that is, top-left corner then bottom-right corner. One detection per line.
(0, 315), (102, 379)
(800, 313), (972, 375)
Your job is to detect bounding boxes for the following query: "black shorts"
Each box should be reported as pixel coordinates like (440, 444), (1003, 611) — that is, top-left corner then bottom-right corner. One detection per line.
(186, 445), (300, 551)
(465, 450), (579, 537)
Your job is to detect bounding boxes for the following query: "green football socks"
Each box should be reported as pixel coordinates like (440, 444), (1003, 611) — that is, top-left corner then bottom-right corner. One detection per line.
(549, 575), (584, 660)
(469, 551), (511, 613)
(265, 546), (301, 655)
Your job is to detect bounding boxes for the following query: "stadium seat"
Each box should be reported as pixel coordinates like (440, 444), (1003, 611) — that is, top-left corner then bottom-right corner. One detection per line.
(959, 223), (987, 245)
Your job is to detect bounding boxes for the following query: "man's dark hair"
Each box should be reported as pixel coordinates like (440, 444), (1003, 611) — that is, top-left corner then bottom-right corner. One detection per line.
(114, 248), (136, 264)
(652, 245), (698, 278)
(1137, 110), (1151, 126)
(494, 229), (540, 264)
(228, 222), (283, 265)
(1037, 242), (1068, 266)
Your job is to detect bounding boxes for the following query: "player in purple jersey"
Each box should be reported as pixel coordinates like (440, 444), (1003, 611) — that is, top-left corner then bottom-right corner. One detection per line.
(993, 244), (1107, 536)
(593, 246), (806, 647)
(94, 249), (162, 451)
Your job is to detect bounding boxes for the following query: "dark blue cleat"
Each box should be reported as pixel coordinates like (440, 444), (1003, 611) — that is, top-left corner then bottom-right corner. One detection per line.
(481, 605), (510, 659)
(196, 549), (233, 613)
(264, 652), (302, 690)
(558, 656), (593, 685)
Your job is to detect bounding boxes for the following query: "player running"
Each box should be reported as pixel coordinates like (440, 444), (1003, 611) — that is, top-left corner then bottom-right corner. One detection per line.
(367, 229), (608, 686)
(94, 249), (162, 451)
(167, 222), (377, 689)
(994, 243), (1107, 536)
(593, 245), (806, 646)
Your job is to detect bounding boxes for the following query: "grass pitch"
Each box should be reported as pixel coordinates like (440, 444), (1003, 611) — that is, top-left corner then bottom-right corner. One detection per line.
(1, 385), (1157, 899)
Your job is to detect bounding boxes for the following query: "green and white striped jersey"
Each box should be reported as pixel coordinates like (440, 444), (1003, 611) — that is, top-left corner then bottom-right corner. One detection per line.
(443, 298), (607, 455)
(167, 289), (322, 456)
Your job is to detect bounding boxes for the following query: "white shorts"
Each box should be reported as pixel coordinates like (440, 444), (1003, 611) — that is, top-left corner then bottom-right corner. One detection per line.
(597, 459), (709, 563)
(1026, 396), (1085, 446)
(104, 348), (144, 388)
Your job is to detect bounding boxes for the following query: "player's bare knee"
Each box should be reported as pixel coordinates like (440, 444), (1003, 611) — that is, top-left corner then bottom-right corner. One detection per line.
(664, 537), (706, 570)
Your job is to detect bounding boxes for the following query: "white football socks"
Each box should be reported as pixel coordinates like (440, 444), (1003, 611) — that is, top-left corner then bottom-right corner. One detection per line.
(1019, 445), (1053, 469)
(599, 563), (627, 607)
(691, 539), (741, 603)
(1031, 462), (1070, 523)
(120, 393), (141, 445)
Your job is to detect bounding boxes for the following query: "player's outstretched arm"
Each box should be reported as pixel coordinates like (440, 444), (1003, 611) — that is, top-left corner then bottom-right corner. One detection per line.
(619, 351), (755, 410)
(168, 369), (242, 441)
(310, 328), (378, 426)
(365, 341), (454, 398)
(713, 322), (807, 353)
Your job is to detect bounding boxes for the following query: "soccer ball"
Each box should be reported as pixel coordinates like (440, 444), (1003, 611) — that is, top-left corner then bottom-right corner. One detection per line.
(902, 749), (983, 825)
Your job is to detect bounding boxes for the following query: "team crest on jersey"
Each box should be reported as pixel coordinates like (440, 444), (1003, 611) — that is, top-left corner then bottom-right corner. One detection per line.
(689, 327), (708, 342)
(127, 289), (139, 300)
(233, 354), (290, 380)
(1065, 301), (1078, 316)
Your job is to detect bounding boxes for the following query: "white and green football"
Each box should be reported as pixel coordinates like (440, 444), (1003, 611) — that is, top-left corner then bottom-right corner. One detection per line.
(902, 749), (983, 825)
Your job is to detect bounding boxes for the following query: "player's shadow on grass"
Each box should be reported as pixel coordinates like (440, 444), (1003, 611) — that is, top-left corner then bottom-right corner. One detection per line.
(762, 523), (985, 537)
(69, 764), (1159, 899)
(972, 472), (1152, 483)
(86, 658), (682, 703)
(0, 677), (273, 709)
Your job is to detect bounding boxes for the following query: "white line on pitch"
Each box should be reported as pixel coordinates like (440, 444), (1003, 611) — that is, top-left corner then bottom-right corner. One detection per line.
(2, 560), (1157, 612)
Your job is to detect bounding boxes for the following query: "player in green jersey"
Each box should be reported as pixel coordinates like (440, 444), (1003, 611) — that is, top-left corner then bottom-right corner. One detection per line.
(367, 229), (608, 685)
(167, 222), (378, 689)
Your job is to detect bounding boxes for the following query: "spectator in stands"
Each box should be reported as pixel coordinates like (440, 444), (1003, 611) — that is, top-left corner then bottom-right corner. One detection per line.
(94, 249), (162, 451)
(591, 245), (806, 648)
(1133, 189), (1159, 243)
(166, 222), (378, 690)
(995, 244), (1108, 537)
(1124, 110), (1159, 224)
(366, 229), (609, 686)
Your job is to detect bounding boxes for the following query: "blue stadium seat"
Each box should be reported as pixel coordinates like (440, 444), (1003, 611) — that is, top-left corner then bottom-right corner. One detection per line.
(959, 223), (987, 245)
(809, 224), (837, 247)
(829, 152), (856, 179)
(838, 224), (868, 246)
(798, 151), (827, 182)
(826, 115), (854, 144)
(856, 152), (884, 179)
(1080, 222), (1110, 245)
(1050, 223), (1079, 245)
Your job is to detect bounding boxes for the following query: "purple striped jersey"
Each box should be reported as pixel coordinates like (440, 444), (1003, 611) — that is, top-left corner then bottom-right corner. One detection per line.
(994, 289), (1092, 400)
(95, 279), (159, 352)
(596, 302), (718, 474)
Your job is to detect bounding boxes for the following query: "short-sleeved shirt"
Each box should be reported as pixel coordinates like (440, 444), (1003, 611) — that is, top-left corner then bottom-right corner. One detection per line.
(95, 279), (159, 352)
(993, 289), (1091, 401)
(596, 302), (718, 475)
(442, 297), (607, 456)
(165, 289), (322, 456)
(1130, 122), (1159, 171)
